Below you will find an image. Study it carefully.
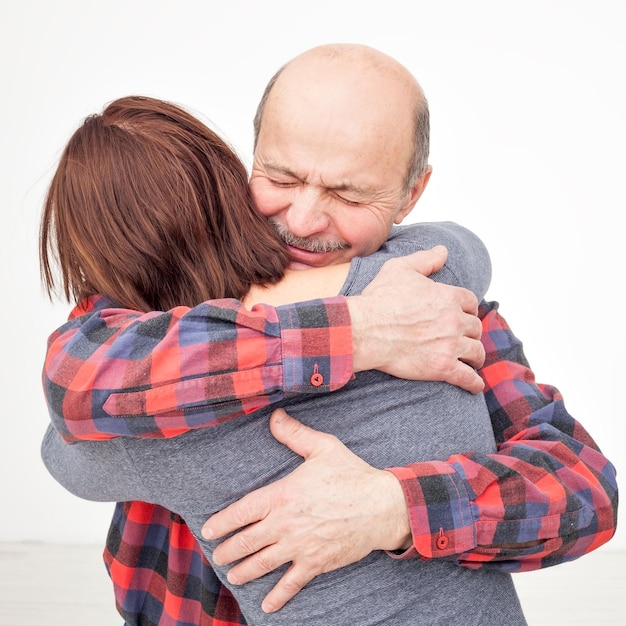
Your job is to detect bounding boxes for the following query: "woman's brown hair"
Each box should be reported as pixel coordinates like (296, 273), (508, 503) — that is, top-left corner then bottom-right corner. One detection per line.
(40, 95), (289, 312)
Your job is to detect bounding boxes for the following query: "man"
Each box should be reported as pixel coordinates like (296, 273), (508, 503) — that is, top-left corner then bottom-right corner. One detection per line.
(198, 44), (617, 612)
(42, 44), (617, 624)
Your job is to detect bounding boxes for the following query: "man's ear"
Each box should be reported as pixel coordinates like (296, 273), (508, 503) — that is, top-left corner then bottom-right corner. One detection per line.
(394, 165), (433, 224)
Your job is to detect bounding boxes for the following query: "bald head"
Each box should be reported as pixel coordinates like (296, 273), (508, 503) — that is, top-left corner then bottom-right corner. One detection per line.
(253, 44), (429, 190)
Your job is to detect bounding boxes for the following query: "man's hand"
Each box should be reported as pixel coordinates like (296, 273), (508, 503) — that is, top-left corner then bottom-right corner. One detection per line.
(202, 408), (411, 613)
(348, 245), (485, 393)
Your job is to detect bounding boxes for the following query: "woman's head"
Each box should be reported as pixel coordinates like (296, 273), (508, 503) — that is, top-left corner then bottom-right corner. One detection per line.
(40, 95), (289, 311)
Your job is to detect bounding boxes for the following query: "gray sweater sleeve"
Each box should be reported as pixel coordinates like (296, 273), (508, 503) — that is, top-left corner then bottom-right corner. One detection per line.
(41, 424), (150, 502)
(343, 222), (491, 299)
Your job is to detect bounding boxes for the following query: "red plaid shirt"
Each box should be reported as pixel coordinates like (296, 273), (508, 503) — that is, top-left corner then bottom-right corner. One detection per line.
(43, 296), (617, 625)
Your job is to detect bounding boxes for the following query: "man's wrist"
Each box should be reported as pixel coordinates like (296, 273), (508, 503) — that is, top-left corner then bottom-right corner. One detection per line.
(381, 469), (412, 551)
(346, 295), (382, 373)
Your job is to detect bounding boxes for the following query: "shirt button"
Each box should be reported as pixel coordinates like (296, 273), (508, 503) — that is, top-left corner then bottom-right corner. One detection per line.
(437, 530), (449, 550)
(311, 373), (324, 386)
(310, 365), (324, 387)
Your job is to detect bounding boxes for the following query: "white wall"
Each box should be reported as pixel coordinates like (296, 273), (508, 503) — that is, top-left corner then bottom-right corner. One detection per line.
(1, 0), (623, 552)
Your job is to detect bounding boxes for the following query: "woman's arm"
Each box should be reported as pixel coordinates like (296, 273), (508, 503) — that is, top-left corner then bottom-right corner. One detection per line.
(41, 424), (148, 502)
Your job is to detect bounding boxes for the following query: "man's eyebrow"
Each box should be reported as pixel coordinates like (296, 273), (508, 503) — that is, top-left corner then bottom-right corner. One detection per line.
(263, 162), (302, 179)
(326, 181), (370, 194)
(321, 177), (376, 197)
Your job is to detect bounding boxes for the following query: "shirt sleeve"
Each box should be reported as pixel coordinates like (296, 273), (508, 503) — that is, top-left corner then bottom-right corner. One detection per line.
(44, 295), (354, 443)
(386, 300), (618, 570)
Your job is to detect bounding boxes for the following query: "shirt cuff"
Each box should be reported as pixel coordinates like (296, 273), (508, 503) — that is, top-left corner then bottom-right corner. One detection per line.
(277, 297), (354, 394)
(385, 462), (477, 559)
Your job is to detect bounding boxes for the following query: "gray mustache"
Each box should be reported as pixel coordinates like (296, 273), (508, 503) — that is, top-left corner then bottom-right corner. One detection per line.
(269, 219), (350, 253)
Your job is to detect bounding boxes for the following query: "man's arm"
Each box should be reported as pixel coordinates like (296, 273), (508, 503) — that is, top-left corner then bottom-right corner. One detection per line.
(200, 301), (618, 612)
(44, 295), (353, 442)
(45, 247), (484, 443)
(387, 301), (617, 566)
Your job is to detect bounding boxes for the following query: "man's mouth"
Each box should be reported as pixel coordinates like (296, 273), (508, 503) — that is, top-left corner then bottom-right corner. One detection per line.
(285, 244), (334, 269)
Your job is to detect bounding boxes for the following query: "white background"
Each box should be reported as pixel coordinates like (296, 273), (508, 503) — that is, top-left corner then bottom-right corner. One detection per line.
(1, 0), (623, 554)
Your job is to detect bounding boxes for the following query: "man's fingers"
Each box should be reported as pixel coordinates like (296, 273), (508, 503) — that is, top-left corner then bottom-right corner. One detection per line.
(457, 287), (479, 316)
(204, 412), (337, 548)
(465, 312), (483, 340)
(269, 408), (313, 457)
(401, 245), (448, 277)
(261, 566), (314, 613)
(211, 521), (277, 566)
(207, 520), (286, 564)
(225, 544), (289, 586)
(385, 247), (478, 316)
(460, 334), (486, 369)
(447, 361), (484, 394)
(270, 408), (335, 460)
(442, 334), (485, 394)
(202, 492), (270, 540)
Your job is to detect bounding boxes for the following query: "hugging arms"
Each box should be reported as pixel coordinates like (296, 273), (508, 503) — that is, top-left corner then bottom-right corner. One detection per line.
(42, 223), (617, 620)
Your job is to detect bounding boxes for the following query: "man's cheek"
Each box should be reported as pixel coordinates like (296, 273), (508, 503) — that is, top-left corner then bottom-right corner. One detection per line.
(251, 186), (285, 217)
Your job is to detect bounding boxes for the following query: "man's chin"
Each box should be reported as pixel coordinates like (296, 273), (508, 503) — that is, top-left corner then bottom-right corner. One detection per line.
(288, 261), (316, 271)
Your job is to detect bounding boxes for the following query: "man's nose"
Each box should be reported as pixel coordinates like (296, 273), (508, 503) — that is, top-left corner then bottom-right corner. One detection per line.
(285, 186), (330, 237)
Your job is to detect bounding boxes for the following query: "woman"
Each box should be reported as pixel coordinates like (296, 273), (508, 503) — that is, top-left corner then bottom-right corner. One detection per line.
(40, 96), (525, 625)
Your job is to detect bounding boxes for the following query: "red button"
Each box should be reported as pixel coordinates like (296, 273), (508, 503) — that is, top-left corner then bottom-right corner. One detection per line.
(310, 365), (324, 387)
(436, 530), (449, 550)
(311, 373), (324, 386)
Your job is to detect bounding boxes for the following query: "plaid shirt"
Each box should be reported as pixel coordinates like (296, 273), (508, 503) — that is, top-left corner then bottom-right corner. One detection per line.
(43, 296), (618, 625)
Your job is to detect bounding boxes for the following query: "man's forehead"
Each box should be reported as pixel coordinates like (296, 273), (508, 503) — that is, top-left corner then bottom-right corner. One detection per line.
(254, 91), (412, 195)
(258, 88), (414, 182)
